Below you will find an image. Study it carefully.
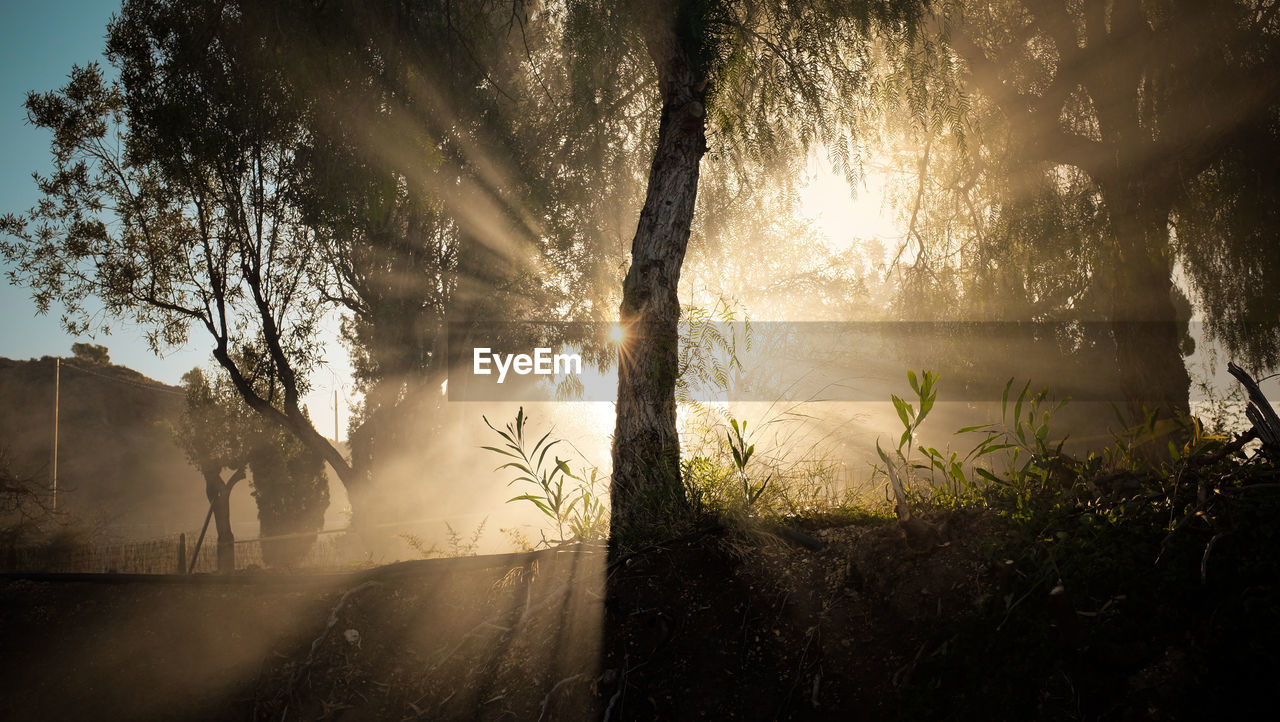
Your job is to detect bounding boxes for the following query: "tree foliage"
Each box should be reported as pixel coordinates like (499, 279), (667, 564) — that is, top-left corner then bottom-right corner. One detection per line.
(70, 343), (110, 365)
(922, 0), (1280, 412)
(0, 1), (354, 497)
(175, 366), (328, 568)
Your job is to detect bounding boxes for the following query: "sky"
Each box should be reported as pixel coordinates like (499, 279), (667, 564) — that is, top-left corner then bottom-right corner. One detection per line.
(0, 0), (356, 440)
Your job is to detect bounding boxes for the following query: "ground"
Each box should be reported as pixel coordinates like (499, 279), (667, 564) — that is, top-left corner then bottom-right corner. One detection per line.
(2, 500), (1278, 721)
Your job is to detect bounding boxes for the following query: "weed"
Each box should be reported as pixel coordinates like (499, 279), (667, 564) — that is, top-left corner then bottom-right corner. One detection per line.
(482, 408), (609, 546)
(399, 518), (488, 559)
(727, 418), (770, 507)
(875, 371), (1072, 508)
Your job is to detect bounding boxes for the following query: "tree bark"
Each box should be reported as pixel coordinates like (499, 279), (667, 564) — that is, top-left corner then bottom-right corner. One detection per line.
(202, 467), (243, 574)
(610, 16), (707, 546)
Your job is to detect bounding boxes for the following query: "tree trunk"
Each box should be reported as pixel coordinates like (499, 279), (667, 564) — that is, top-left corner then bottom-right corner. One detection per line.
(1102, 189), (1192, 424)
(610, 23), (707, 547)
(203, 469), (240, 574)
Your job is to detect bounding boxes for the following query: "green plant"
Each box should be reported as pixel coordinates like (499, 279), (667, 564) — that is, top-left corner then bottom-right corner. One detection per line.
(727, 418), (771, 507)
(398, 531), (439, 558)
(876, 370), (946, 497)
(482, 408), (608, 546)
(893, 369), (938, 458)
(680, 453), (727, 516)
(957, 379), (1069, 491)
(877, 372), (1072, 504)
(443, 519), (487, 557)
(566, 467), (610, 541)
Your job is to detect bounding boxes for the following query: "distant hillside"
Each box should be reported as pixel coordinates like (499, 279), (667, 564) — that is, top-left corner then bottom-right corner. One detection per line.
(0, 355), (257, 539)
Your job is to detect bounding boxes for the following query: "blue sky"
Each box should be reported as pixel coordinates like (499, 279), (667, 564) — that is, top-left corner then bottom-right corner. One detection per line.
(0, 0), (353, 438)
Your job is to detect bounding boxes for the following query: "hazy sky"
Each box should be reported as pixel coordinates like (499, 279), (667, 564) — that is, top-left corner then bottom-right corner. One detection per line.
(0, 0), (355, 439)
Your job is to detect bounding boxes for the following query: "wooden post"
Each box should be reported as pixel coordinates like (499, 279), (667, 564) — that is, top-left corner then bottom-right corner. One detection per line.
(190, 503), (215, 574)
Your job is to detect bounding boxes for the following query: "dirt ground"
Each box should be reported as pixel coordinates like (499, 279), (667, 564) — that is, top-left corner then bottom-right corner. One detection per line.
(0, 549), (607, 721)
(4, 507), (1253, 721)
(0, 515), (1006, 721)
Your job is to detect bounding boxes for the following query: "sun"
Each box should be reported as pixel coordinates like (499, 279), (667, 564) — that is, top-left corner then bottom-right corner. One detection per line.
(607, 323), (627, 345)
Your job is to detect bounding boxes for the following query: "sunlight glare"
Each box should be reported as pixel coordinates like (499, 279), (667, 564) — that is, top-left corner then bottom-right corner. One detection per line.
(798, 148), (899, 251)
(608, 323), (627, 345)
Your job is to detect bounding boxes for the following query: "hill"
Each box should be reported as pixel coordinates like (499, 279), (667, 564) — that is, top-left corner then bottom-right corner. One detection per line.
(0, 355), (254, 539)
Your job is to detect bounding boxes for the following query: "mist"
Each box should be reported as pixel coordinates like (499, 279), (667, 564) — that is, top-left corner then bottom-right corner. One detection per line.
(3, 0), (1280, 719)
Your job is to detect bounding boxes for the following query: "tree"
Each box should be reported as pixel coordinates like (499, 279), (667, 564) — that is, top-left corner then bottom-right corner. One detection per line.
(173, 368), (248, 573)
(0, 447), (56, 558)
(245, 425), (329, 568)
(0, 3), (362, 521)
(284, 0), (581, 522)
(578, 0), (923, 542)
(937, 0), (1280, 418)
(175, 366), (329, 570)
(70, 343), (110, 365)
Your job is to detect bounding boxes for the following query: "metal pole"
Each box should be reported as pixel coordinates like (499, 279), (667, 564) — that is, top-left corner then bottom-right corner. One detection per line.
(52, 358), (59, 511)
(334, 388), (339, 442)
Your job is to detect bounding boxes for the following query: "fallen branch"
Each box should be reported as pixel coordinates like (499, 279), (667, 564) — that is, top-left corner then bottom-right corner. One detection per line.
(1228, 362), (1280, 447)
(1189, 428), (1259, 467)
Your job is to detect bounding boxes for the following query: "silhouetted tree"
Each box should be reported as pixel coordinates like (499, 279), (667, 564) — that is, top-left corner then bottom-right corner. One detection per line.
(70, 343), (110, 365)
(0, 448), (54, 556)
(570, 0), (925, 542)
(938, 0), (1280, 417)
(175, 367), (328, 570)
(246, 426), (328, 568)
(173, 369), (248, 573)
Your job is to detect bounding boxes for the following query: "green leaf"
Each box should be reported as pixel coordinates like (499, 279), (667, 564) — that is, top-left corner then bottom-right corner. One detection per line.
(974, 443), (1016, 458)
(975, 468), (1003, 485)
(534, 430), (558, 468)
(892, 395), (913, 430)
(555, 458), (574, 477)
(508, 494), (551, 515)
(918, 390), (935, 424)
(1013, 381), (1030, 426)
(486, 423), (518, 449)
(480, 445), (521, 459)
